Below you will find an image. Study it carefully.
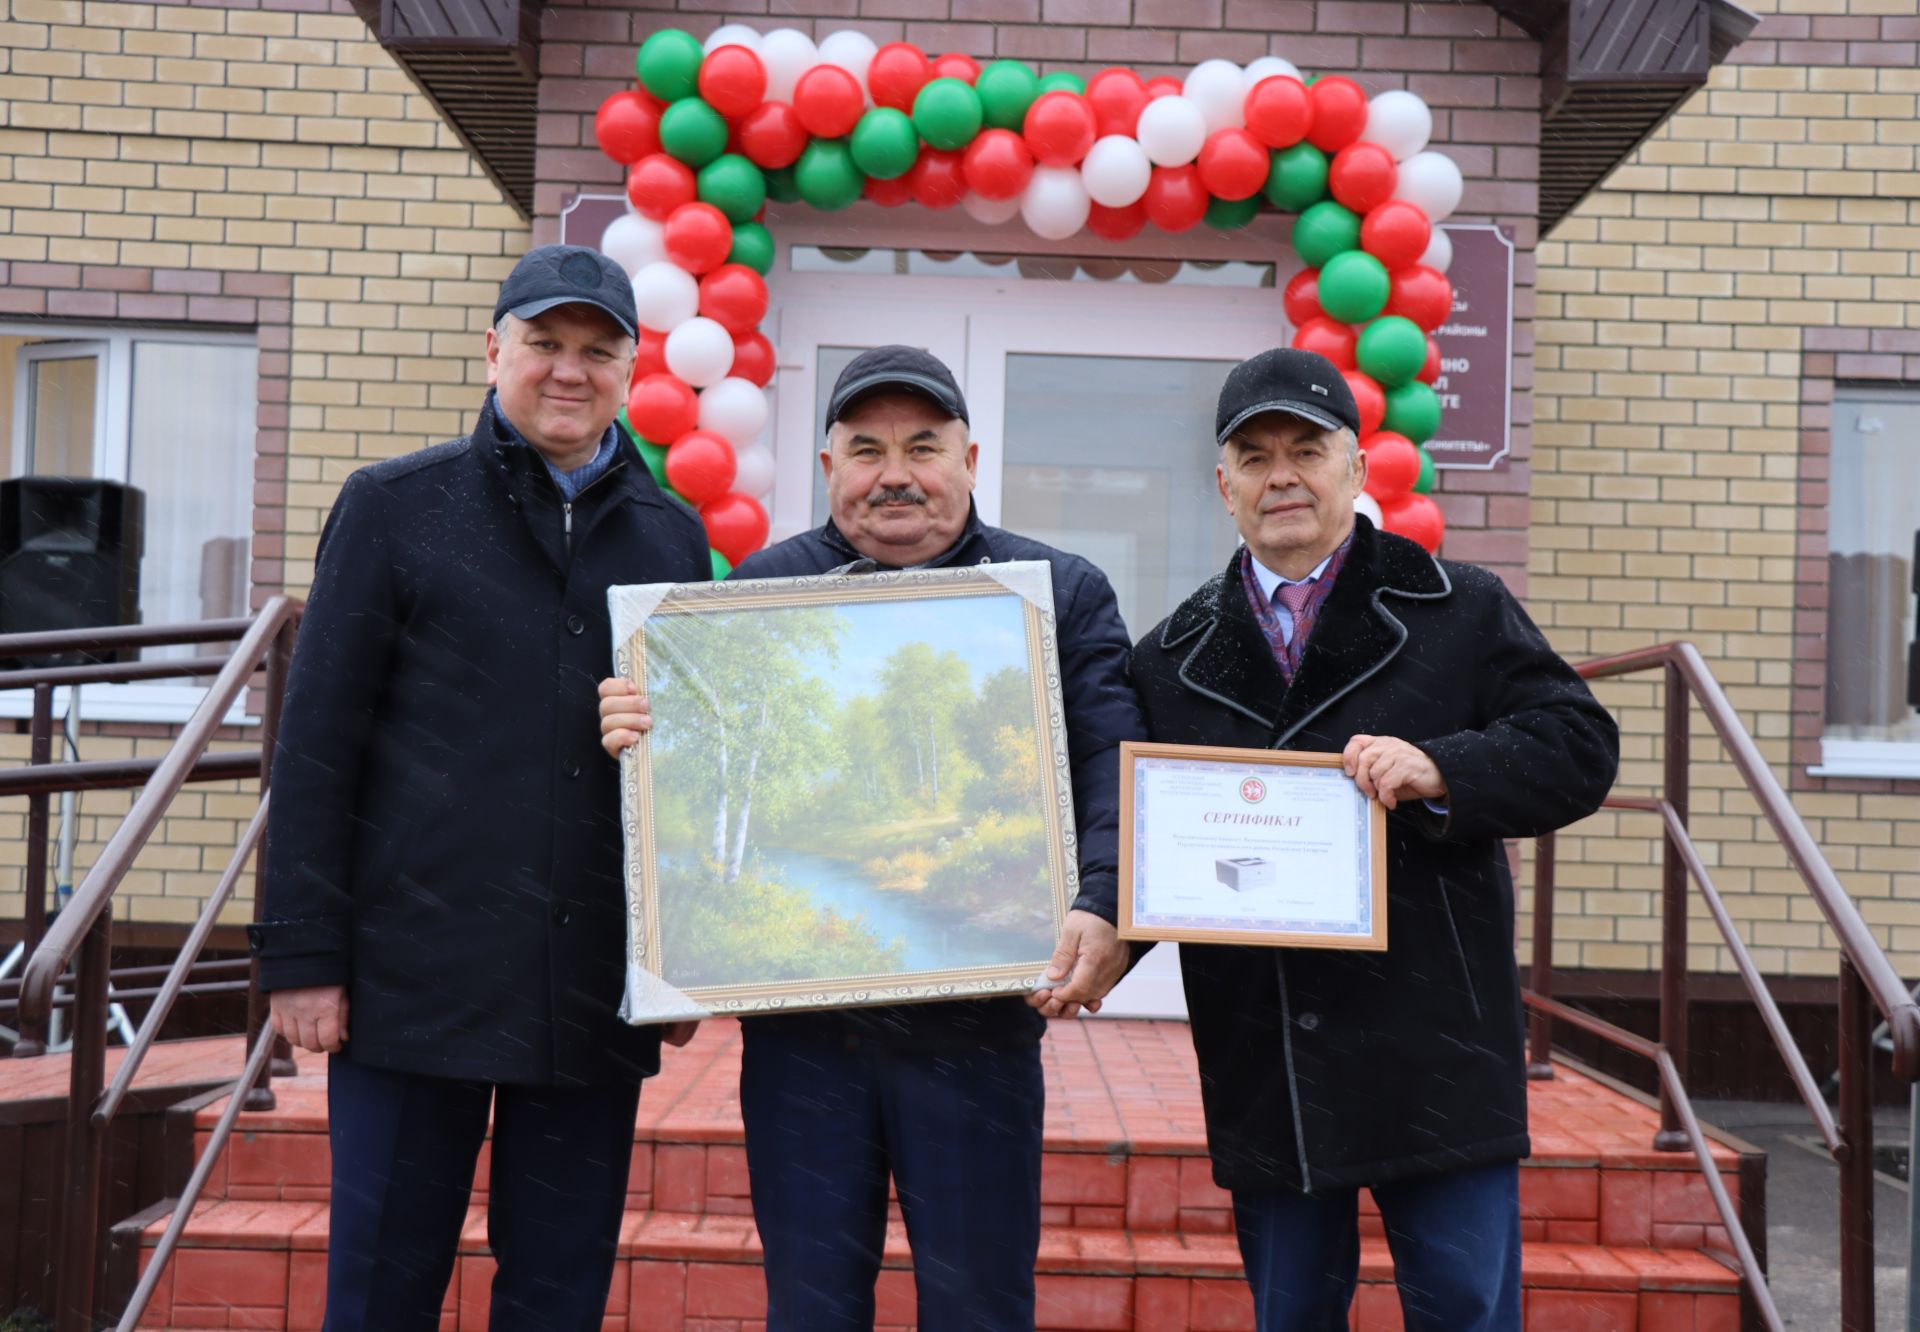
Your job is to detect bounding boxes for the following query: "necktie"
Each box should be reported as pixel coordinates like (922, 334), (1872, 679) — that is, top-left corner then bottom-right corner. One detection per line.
(1274, 579), (1316, 671)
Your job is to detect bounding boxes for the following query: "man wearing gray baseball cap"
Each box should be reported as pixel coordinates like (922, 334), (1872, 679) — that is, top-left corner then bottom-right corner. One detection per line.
(251, 244), (712, 1330)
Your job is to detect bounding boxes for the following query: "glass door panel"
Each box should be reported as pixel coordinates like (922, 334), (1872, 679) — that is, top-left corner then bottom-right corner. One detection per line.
(16, 342), (106, 478)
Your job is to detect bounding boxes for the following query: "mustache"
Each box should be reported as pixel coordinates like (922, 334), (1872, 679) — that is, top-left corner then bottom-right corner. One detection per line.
(868, 486), (928, 507)
(1259, 490), (1313, 514)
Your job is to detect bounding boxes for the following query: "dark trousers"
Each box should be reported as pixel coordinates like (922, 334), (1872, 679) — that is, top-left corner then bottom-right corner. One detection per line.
(738, 1027), (1045, 1332)
(1233, 1160), (1522, 1332)
(322, 1054), (640, 1332)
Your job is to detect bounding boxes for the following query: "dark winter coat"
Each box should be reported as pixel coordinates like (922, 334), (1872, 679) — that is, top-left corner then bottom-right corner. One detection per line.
(249, 393), (712, 1086)
(731, 507), (1144, 1050)
(1130, 517), (1618, 1193)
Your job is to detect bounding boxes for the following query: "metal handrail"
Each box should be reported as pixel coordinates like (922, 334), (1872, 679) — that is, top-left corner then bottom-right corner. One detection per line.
(0, 615), (257, 661)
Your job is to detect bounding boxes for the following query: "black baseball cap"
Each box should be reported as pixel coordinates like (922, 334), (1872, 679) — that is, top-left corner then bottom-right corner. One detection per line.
(1215, 347), (1360, 443)
(493, 244), (637, 339)
(825, 345), (970, 434)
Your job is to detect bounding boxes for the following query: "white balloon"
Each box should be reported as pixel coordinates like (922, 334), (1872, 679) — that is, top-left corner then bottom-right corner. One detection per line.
(962, 191), (1023, 226)
(1393, 150), (1464, 222)
(703, 24), (762, 55)
(600, 212), (665, 277)
(1183, 59), (1246, 133)
(1355, 492), (1384, 527)
(1241, 56), (1301, 91)
(818, 30), (877, 91)
(663, 316), (735, 388)
(1364, 89), (1433, 161)
(1135, 95), (1207, 167)
(698, 376), (769, 445)
(732, 441), (776, 499)
(1080, 134), (1152, 208)
(1418, 226), (1453, 274)
(758, 28), (818, 103)
(1021, 166), (1091, 241)
(630, 262), (700, 334)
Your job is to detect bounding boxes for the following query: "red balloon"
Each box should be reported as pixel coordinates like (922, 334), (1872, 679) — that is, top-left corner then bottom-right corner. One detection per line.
(964, 128), (1035, 201)
(697, 45), (767, 119)
(1143, 164), (1208, 233)
(626, 153), (696, 221)
(865, 174), (914, 207)
(1292, 315), (1357, 370)
(1197, 128), (1269, 201)
(1418, 336), (1442, 385)
(1343, 371), (1386, 436)
(1360, 198), (1431, 270)
(736, 101), (808, 169)
(702, 492), (771, 566)
(1386, 264), (1454, 332)
(1023, 91), (1097, 167)
(731, 330), (776, 387)
(1085, 68), (1150, 138)
(1382, 492), (1444, 553)
(1087, 199), (1147, 241)
(908, 147), (968, 209)
(1308, 76), (1369, 153)
(628, 373), (698, 443)
(665, 429), (738, 505)
(1361, 432), (1420, 498)
(1283, 269), (1323, 327)
(869, 42), (932, 111)
(1244, 75), (1312, 149)
(662, 202), (734, 273)
(931, 52), (980, 84)
(1145, 75), (1183, 99)
(633, 328), (669, 382)
(794, 64), (863, 139)
(698, 263), (769, 336)
(1329, 141), (1396, 213)
(595, 91), (663, 164)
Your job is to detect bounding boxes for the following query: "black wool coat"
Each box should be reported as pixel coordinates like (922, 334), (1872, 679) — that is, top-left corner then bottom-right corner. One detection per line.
(1130, 517), (1618, 1193)
(250, 393), (712, 1086)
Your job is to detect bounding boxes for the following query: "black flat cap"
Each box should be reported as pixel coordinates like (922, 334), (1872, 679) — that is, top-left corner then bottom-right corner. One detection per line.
(825, 345), (970, 435)
(493, 244), (637, 339)
(1216, 347), (1360, 442)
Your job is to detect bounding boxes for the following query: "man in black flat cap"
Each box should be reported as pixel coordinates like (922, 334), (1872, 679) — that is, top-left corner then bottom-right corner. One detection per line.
(599, 346), (1144, 1332)
(1129, 348), (1619, 1331)
(251, 245), (711, 1331)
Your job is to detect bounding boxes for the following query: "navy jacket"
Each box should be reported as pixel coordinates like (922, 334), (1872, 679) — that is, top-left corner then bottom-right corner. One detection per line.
(250, 394), (712, 1086)
(734, 509), (1144, 1050)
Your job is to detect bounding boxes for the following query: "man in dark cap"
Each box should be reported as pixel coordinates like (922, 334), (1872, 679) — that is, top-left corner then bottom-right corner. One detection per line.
(598, 345), (1144, 1332)
(251, 245), (712, 1331)
(1128, 348), (1619, 1330)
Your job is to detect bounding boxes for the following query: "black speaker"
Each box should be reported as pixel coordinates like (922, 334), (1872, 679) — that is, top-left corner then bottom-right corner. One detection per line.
(0, 477), (145, 669)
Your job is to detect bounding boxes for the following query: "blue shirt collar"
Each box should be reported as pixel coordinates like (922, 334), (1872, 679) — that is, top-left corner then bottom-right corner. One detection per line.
(491, 392), (621, 501)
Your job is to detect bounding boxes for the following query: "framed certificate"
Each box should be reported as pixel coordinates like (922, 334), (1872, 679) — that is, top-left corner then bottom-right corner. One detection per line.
(1118, 742), (1387, 949)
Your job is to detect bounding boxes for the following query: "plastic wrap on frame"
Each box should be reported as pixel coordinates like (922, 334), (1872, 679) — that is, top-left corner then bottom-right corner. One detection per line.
(606, 561), (1080, 1023)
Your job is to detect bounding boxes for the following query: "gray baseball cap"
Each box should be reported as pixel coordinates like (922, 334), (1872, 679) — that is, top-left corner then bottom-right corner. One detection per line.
(493, 244), (638, 339)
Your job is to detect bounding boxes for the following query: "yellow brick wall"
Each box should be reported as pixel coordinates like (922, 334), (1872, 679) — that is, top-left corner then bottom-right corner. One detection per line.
(1529, 0), (1920, 979)
(0, 0), (529, 930)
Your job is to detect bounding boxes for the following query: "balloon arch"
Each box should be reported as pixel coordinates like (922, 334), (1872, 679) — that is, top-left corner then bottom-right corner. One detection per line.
(592, 25), (1463, 576)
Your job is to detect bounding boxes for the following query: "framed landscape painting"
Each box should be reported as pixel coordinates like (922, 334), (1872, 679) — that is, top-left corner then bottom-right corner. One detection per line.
(608, 561), (1080, 1021)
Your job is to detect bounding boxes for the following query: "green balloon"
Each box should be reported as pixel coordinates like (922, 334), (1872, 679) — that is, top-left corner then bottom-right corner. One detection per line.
(659, 97), (728, 168)
(1292, 200), (1360, 269)
(850, 107), (920, 180)
(975, 59), (1040, 130)
(709, 548), (733, 580)
(1383, 380), (1442, 445)
(635, 29), (703, 103)
(1037, 71), (1086, 96)
(697, 153), (766, 222)
(728, 221), (775, 274)
(912, 78), (985, 152)
(636, 437), (670, 487)
(1413, 445), (1437, 495)
(1264, 143), (1328, 212)
(1317, 250), (1390, 323)
(795, 138), (863, 211)
(1205, 194), (1261, 230)
(1355, 315), (1428, 388)
(765, 164), (802, 203)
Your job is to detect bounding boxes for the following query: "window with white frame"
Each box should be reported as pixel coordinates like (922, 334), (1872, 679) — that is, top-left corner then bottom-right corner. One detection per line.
(1819, 385), (1920, 778)
(0, 324), (257, 722)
